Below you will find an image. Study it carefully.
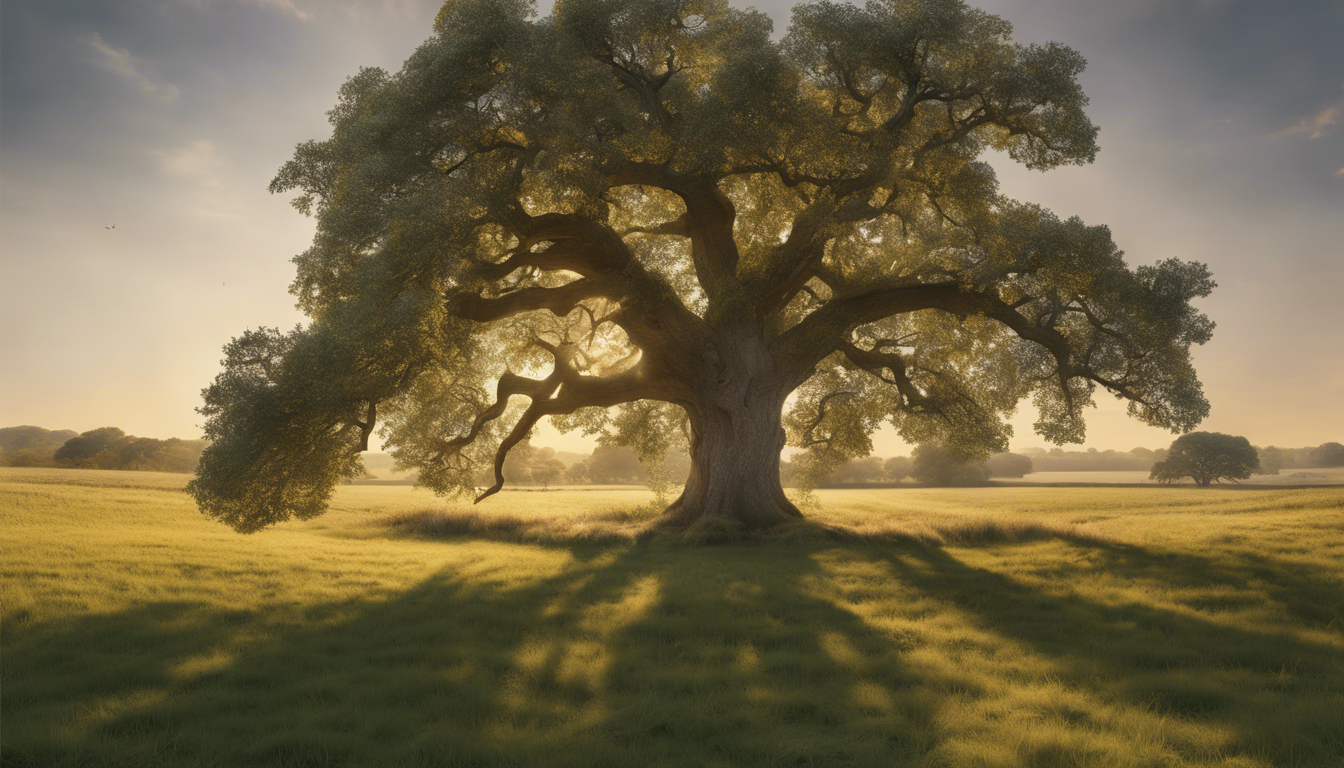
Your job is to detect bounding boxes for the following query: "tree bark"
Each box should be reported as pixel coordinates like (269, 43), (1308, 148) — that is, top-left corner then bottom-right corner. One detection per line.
(661, 329), (803, 532)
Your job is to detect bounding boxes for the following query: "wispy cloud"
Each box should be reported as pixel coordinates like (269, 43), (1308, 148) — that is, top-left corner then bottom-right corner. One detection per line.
(172, 0), (313, 21)
(84, 32), (180, 103)
(151, 139), (224, 186)
(1275, 96), (1343, 140)
(251, 0), (313, 22)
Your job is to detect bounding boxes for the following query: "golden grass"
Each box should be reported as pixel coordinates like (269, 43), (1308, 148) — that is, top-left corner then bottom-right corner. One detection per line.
(2, 467), (1342, 767)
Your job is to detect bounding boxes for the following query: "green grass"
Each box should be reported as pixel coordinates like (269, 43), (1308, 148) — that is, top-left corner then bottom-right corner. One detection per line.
(2, 467), (1342, 767)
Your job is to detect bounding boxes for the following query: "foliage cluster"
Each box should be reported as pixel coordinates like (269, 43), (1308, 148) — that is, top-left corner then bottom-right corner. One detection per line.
(814, 455), (906, 485)
(910, 442), (992, 486)
(1251, 443), (1344, 471)
(491, 438), (569, 487)
(1255, 445), (1284, 476)
(0, 426), (205, 473)
(792, 448), (1029, 486)
(1307, 441), (1344, 468)
(1150, 431), (1259, 487)
(1018, 445), (1162, 472)
(984, 451), (1033, 478)
(0, 426), (78, 468)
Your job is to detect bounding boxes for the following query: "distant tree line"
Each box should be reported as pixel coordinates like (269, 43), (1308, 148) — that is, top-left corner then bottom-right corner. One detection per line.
(1254, 443), (1344, 473)
(485, 441), (696, 488)
(1017, 446), (1162, 472)
(781, 440), (1344, 488)
(361, 437), (1343, 490)
(781, 445), (1028, 488)
(0, 426), (78, 467)
(13, 422), (1329, 485)
(0, 426), (207, 473)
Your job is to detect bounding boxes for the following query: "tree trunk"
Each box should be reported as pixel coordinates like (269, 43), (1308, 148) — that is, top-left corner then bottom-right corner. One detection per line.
(660, 329), (802, 533)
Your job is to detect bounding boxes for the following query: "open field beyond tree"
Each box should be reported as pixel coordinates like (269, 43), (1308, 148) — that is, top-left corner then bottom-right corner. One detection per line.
(1002, 467), (1344, 487)
(2, 467), (1342, 767)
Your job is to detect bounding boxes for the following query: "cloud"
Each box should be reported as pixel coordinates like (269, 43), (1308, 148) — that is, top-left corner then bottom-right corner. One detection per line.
(251, 0), (314, 22)
(151, 139), (224, 186)
(1275, 98), (1342, 140)
(84, 32), (180, 102)
(170, 0), (313, 21)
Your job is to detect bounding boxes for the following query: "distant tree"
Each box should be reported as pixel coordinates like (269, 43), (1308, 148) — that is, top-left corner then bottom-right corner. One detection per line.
(581, 446), (648, 485)
(104, 437), (165, 471)
(1256, 446), (1283, 476)
(498, 438), (537, 484)
(1020, 446), (1154, 472)
(1, 448), (58, 468)
(986, 452), (1033, 478)
(54, 427), (126, 468)
(98, 436), (207, 473)
(883, 456), (911, 482)
(911, 444), (991, 487)
(41, 428), (207, 473)
(564, 461), (590, 485)
(160, 439), (208, 473)
(661, 451), (693, 486)
(0, 426), (79, 455)
(1276, 446), (1314, 469)
(825, 456), (886, 485)
(1307, 442), (1344, 468)
(532, 457), (566, 489)
(1149, 432), (1259, 486)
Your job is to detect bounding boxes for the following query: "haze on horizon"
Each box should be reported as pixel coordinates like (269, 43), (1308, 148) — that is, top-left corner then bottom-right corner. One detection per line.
(2, 0), (1341, 457)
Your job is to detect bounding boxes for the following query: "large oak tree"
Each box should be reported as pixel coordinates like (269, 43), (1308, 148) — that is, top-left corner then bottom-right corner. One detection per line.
(189, 0), (1214, 534)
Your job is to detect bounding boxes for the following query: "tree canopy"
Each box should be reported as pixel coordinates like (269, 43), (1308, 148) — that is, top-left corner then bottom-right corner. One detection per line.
(1150, 432), (1258, 486)
(1255, 445), (1283, 476)
(1308, 442), (1344, 468)
(985, 451), (1032, 478)
(189, 0), (1214, 533)
(54, 427), (128, 468)
(910, 442), (991, 486)
(0, 426), (79, 455)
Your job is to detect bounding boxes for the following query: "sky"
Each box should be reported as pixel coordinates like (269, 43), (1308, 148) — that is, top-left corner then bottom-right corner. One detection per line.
(1, 0), (1341, 457)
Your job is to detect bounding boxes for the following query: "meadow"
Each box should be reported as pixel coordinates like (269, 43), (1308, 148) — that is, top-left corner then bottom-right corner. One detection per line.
(2, 467), (1342, 767)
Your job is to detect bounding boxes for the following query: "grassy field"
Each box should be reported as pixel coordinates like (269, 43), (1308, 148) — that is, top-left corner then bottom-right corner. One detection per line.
(2, 468), (1342, 767)
(1006, 468), (1344, 486)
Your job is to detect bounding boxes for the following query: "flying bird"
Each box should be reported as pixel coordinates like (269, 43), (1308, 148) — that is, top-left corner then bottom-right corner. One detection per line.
(104, 224), (115, 230)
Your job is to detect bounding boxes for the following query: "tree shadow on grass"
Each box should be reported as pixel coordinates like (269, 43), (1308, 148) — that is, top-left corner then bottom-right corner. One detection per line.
(3, 540), (943, 767)
(860, 539), (1344, 765)
(4, 531), (1343, 767)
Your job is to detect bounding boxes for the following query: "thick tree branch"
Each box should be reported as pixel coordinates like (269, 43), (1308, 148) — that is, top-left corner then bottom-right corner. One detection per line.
(594, 53), (678, 133)
(474, 362), (677, 501)
(605, 163), (737, 296)
(773, 280), (1066, 391)
(438, 371), (557, 464)
(454, 279), (609, 323)
(800, 390), (855, 448)
(837, 340), (926, 410)
(780, 277), (1170, 428)
(620, 215), (689, 238)
(669, 177), (739, 296)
